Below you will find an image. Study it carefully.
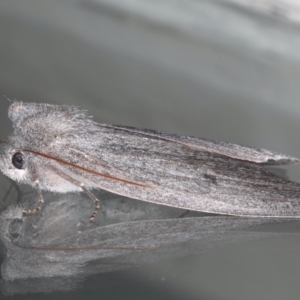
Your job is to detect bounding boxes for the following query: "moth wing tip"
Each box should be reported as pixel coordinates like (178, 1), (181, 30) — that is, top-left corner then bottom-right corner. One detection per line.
(263, 155), (300, 165)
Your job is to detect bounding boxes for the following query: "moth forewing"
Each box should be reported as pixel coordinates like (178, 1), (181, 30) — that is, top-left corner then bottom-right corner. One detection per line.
(23, 133), (300, 219)
(98, 124), (300, 165)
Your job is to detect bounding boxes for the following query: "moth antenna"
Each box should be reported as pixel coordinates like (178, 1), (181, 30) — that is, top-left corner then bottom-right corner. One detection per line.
(45, 164), (101, 221)
(3, 95), (12, 103)
(23, 180), (44, 216)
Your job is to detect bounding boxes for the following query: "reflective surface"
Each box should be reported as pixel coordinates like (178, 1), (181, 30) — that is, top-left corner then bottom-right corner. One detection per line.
(0, 187), (299, 297)
(1, 0), (300, 299)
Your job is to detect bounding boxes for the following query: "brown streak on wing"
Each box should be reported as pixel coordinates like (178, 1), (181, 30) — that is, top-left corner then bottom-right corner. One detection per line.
(21, 149), (153, 188)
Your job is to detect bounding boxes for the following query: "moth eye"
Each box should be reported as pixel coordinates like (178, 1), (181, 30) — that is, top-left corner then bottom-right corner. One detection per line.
(12, 152), (24, 169)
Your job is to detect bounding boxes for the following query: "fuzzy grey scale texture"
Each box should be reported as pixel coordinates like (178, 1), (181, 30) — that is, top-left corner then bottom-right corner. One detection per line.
(1, 101), (300, 217)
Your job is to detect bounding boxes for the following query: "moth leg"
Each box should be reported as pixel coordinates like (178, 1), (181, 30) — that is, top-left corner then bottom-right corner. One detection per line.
(80, 184), (101, 221)
(45, 165), (100, 221)
(23, 180), (44, 216)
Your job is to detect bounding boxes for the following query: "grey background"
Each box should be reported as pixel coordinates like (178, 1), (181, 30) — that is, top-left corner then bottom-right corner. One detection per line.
(1, 0), (300, 299)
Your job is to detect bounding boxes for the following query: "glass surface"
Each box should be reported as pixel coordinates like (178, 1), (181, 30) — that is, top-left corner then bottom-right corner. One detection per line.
(1, 1), (300, 299)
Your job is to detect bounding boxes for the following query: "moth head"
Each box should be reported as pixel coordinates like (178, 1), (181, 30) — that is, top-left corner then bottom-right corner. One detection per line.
(0, 141), (31, 184)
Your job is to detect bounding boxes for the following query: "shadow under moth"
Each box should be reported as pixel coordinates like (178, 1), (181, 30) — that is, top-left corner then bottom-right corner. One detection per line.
(1, 101), (300, 220)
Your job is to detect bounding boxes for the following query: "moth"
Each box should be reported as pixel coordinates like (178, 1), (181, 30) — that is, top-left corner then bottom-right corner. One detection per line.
(1, 101), (300, 221)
